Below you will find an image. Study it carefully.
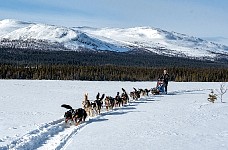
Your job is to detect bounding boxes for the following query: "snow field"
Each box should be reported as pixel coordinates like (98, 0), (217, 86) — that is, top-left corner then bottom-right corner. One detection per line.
(0, 80), (227, 150)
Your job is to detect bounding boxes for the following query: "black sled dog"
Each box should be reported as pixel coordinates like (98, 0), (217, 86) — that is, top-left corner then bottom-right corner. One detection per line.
(61, 104), (87, 126)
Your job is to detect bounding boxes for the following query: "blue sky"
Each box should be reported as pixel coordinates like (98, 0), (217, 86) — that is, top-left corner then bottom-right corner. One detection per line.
(0, 0), (228, 44)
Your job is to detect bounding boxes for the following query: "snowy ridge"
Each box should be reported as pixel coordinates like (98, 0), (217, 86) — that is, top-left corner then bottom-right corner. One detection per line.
(78, 26), (228, 58)
(0, 19), (228, 60)
(0, 19), (31, 36)
(0, 19), (128, 52)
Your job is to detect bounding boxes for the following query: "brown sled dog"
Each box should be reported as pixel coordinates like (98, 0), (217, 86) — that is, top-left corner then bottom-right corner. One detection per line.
(82, 93), (94, 117)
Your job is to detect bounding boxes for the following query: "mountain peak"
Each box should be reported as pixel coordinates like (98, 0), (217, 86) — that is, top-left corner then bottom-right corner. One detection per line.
(0, 19), (30, 26)
(0, 19), (227, 61)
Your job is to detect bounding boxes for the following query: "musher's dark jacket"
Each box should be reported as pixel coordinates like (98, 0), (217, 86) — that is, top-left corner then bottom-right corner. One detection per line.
(160, 73), (169, 85)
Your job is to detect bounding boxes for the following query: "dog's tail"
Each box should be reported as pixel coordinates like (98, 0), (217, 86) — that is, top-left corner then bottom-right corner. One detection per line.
(61, 104), (73, 110)
(122, 88), (126, 93)
(96, 92), (100, 100)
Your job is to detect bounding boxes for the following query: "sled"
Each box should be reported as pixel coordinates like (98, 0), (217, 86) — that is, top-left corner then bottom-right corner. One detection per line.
(151, 80), (165, 95)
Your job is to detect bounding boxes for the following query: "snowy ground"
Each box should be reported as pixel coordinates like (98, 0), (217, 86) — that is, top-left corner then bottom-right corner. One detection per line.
(0, 80), (227, 150)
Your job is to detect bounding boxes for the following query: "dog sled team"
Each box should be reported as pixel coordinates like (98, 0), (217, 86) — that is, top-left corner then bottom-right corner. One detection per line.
(61, 69), (169, 126)
(61, 88), (150, 126)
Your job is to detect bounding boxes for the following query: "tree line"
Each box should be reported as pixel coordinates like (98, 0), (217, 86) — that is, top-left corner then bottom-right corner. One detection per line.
(0, 64), (227, 82)
(0, 48), (227, 81)
(1, 48), (227, 68)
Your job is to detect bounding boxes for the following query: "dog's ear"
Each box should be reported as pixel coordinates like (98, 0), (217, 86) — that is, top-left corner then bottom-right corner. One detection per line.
(84, 93), (88, 101)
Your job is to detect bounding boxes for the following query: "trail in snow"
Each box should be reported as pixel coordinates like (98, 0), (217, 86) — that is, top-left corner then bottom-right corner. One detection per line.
(0, 103), (134, 150)
(167, 89), (208, 95)
(0, 88), (211, 150)
(0, 112), (108, 150)
(1, 118), (64, 150)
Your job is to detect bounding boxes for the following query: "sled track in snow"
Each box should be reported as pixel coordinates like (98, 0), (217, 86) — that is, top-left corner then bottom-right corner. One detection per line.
(167, 89), (207, 95)
(0, 89), (208, 150)
(0, 118), (65, 150)
(0, 107), (123, 150)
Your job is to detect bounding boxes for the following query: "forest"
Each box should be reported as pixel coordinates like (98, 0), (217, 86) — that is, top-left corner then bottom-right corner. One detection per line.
(0, 48), (227, 82)
(0, 64), (227, 82)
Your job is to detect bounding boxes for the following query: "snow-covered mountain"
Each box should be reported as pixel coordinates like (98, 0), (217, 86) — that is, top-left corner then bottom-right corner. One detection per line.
(0, 19), (228, 61)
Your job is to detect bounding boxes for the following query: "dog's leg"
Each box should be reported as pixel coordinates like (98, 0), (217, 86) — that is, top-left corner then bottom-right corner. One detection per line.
(75, 117), (80, 126)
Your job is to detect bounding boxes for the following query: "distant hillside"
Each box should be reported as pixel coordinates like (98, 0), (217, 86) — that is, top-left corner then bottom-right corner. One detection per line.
(1, 19), (228, 81)
(0, 19), (228, 63)
(0, 48), (227, 68)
